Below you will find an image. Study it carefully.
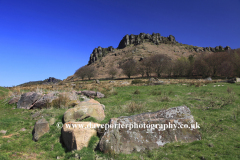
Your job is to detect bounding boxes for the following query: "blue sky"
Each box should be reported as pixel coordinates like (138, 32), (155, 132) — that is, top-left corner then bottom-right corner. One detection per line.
(0, 0), (240, 87)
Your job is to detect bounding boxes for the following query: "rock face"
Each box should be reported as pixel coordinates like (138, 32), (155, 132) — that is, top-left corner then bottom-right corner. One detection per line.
(62, 122), (100, 151)
(99, 106), (201, 154)
(32, 118), (49, 141)
(8, 96), (20, 104)
(63, 99), (105, 123)
(32, 92), (58, 109)
(88, 46), (115, 64)
(117, 33), (177, 49)
(17, 92), (42, 109)
(46, 77), (61, 83)
(87, 32), (231, 65)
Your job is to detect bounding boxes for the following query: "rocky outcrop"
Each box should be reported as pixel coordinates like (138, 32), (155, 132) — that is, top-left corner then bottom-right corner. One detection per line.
(46, 77), (61, 83)
(88, 46), (115, 64)
(16, 91), (81, 109)
(81, 90), (105, 98)
(63, 99), (105, 123)
(32, 92), (58, 109)
(118, 33), (177, 49)
(99, 106), (201, 154)
(62, 122), (100, 151)
(87, 32), (232, 65)
(17, 92), (42, 109)
(32, 118), (49, 141)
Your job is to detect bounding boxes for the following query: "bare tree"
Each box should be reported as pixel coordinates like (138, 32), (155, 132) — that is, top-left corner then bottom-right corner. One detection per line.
(136, 62), (145, 78)
(151, 54), (170, 77)
(120, 59), (137, 78)
(173, 57), (191, 77)
(142, 57), (153, 78)
(193, 53), (211, 78)
(75, 65), (87, 80)
(108, 67), (118, 79)
(205, 52), (228, 77)
(230, 49), (240, 77)
(85, 66), (96, 80)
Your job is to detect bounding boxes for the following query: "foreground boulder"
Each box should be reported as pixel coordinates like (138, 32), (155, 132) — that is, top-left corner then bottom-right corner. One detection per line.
(32, 118), (49, 141)
(99, 106), (201, 154)
(32, 92), (58, 109)
(81, 90), (104, 98)
(8, 96), (20, 104)
(62, 122), (100, 151)
(63, 99), (105, 123)
(17, 92), (42, 109)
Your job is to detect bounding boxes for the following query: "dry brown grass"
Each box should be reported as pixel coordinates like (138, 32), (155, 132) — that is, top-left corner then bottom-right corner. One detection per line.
(126, 101), (144, 113)
(51, 93), (72, 109)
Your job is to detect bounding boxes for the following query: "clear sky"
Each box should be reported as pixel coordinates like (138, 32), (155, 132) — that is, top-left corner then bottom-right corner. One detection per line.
(0, 0), (240, 87)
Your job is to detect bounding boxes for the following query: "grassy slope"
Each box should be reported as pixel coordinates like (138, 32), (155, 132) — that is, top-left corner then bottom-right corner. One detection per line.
(0, 87), (9, 99)
(66, 42), (202, 82)
(0, 82), (240, 159)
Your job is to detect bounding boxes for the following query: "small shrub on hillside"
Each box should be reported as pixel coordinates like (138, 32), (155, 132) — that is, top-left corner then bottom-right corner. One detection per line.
(51, 94), (71, 108)
(126, 101), (144, 113)
(133, 89), (140, 94)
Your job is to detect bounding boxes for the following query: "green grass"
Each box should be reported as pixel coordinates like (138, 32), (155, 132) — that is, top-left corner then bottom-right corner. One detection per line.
(0, 83), (240, 159)
(0, 86), (9, 98)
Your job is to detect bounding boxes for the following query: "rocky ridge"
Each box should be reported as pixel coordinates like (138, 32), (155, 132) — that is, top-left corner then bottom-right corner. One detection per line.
(88, 32), (231, 65)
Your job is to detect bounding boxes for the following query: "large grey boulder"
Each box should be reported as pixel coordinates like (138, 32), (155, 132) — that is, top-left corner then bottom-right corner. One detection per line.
(17, 92), (42, 109)
(81, 90), (104, 98)
(32, 92), (58, 109)
(99, 106), (201, 154)
(32, 118), (49, 141)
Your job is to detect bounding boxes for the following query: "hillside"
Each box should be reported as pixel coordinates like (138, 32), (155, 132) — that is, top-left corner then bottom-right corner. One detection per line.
(0, 87), (9, 99)
(18, 77), (62, 87)
(65, 32), (231, 82)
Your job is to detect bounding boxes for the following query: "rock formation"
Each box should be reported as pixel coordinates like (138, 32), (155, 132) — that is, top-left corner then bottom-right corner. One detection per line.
(117, 33), (177, 49)
(88, 46), (115, 64)
(87, 32), (231, 65)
